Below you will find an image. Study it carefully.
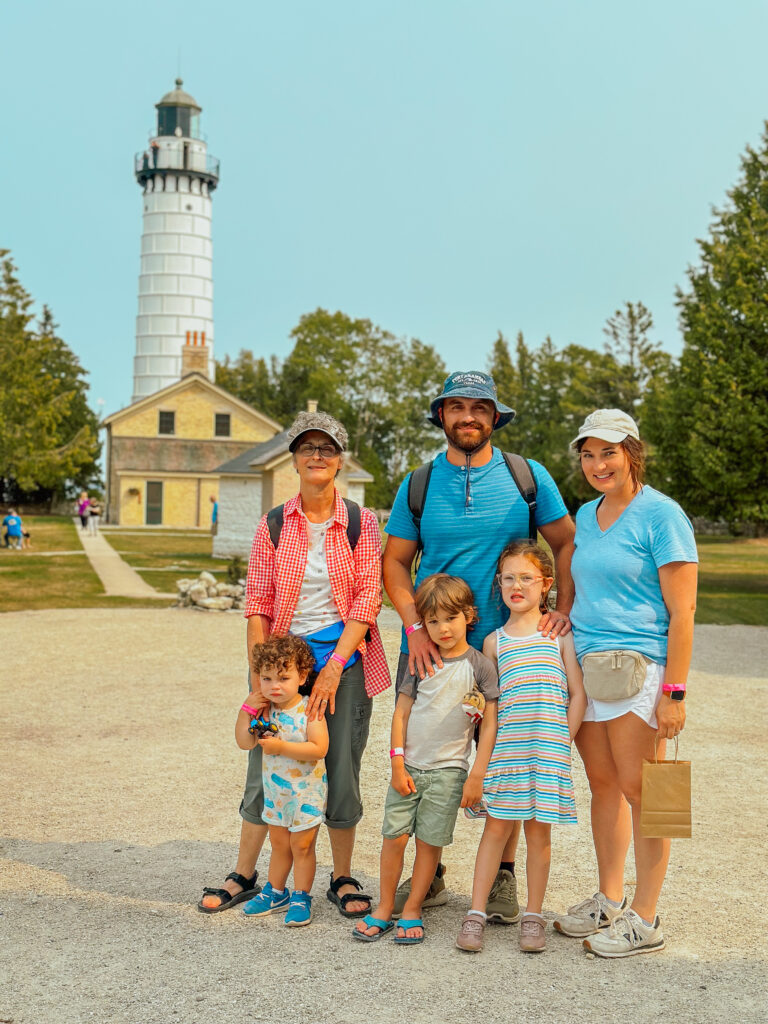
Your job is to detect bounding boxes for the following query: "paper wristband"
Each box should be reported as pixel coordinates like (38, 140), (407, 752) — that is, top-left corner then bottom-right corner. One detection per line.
(662, 684), (686, 693)
(390, 747), (405, 758)
(405, 622), (422, 636)
(330, 652), (347, 667)
(241, 703), (261, 716)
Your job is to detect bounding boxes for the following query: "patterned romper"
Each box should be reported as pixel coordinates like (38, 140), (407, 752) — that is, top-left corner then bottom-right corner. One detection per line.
(483, 630), (576, 825)
(261, 698), (328, 832)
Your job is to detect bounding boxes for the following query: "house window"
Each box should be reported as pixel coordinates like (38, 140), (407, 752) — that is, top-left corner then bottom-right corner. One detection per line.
(215, 413), (231, 437)
(146, 481), (163, 525)
(158, 411), (175, 435)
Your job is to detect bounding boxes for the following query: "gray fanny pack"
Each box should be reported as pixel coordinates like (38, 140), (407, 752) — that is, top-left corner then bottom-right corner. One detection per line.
(581, 650), (650, 702)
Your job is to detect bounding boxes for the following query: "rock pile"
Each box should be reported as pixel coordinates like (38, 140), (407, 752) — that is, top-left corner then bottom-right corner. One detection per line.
(174, 571), (245, 611)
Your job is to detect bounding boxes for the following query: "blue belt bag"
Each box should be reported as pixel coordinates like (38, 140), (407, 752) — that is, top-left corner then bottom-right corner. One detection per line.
(300, 621), (361, 674)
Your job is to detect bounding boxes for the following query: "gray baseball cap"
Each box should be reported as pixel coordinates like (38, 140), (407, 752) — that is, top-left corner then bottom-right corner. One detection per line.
(287, 410), (348, 452)
(428, 370), (515, 429)
(571, 409), (640, 447)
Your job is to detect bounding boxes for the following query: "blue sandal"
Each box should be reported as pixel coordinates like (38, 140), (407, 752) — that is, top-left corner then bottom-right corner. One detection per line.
(352, 914), (395, 942)
(394, 918), (425, 945)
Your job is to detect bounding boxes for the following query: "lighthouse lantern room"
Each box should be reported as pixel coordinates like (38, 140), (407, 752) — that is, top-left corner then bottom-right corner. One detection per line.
(132, 79), (219, 401)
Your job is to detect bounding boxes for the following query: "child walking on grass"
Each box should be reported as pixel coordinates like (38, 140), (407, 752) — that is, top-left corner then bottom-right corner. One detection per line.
(455, 542), (586, 954)
(234, 635), (329, 927)
(354, 574), (499, 945)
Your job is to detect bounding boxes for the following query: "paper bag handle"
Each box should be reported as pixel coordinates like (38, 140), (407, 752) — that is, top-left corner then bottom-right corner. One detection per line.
(652, 735), (679, 764)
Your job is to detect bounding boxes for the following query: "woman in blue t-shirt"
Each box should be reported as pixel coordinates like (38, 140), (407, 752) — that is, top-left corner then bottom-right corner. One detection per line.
(553, 409), (698, 959)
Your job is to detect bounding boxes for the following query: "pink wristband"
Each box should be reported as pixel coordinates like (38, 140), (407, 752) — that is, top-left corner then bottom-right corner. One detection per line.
(390, 747), (405, 759)
(242, 703), (261, 716)
(662, 684), (686, 693)
(330, 652), (347, 667)
(405, 622), (422, 636)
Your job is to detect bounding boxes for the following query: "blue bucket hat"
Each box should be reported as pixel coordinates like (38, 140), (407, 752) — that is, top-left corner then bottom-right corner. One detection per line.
(428, 370), (515, 429)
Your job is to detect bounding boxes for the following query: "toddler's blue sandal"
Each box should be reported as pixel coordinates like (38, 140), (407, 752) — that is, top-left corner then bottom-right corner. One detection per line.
(394, 918), (426, 945)
(352, 915), (395, 942)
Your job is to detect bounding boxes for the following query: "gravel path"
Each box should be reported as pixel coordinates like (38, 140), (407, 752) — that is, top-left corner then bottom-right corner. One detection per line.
(1, 609), (767, 1023)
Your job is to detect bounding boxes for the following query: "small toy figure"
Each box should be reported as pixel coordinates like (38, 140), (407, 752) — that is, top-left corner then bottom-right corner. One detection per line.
(462, 686), (486, 725)
(248, 716), (279, 738)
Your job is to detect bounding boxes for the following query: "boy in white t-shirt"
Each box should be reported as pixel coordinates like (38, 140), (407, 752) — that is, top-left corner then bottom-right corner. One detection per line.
(353, 574), (499, 945)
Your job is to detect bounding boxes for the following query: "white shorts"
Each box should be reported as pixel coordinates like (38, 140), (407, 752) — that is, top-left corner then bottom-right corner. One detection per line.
(582, 661), (665, 728)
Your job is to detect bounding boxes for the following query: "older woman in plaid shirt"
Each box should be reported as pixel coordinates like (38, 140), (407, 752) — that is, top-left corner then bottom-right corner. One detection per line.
(199, 411), (390, 919)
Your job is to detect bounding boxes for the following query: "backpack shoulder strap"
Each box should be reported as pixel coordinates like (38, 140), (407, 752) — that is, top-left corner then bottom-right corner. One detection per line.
(501, 453), (538, 543)
(266, 504), (285, 548)
(407, 461), (434, 551)
(342, 498), (361, 551)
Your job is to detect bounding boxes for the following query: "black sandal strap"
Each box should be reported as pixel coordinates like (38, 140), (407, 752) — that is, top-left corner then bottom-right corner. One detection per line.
(339, 890), (372, 908)
(201, 887), (231, 900)
(328, 874), (362, 894)
(225, 871), (257, 890)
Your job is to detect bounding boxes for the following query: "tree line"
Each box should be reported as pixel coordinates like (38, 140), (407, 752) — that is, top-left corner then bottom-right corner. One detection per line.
(3, 125), (767, 527)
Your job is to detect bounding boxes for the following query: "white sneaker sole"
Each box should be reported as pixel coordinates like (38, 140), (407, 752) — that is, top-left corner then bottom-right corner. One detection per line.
(553, 919), (604, 937)
(583, 936), (665, 958)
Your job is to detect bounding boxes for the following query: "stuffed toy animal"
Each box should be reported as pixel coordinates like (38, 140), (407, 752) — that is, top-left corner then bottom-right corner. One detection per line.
(461, 686), (486, 725)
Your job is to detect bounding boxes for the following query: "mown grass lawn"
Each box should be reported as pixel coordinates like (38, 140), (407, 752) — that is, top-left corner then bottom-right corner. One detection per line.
(695, 536), (768, 626)
(103, 530), (226, 573)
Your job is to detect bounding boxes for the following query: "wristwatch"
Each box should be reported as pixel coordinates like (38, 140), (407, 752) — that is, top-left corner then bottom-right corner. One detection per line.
(669, 689), (686, 702)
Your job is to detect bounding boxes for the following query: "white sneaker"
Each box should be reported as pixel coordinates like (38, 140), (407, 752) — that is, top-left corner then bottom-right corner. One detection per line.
(583, 908), (665, 958)
(553, 892), (627, 937)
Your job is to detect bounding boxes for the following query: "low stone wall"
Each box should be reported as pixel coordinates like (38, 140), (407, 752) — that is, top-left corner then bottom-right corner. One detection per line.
(174, 570), (245, 611)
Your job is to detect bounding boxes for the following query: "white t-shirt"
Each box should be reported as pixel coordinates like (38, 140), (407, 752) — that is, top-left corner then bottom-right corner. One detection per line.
(288, 518), (342, 636)
(397, 648), (499, 771)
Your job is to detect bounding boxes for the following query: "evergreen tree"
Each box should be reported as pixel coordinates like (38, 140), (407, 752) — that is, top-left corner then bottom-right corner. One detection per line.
(660, 127), (768, 529)
(0, 252), (101, 502)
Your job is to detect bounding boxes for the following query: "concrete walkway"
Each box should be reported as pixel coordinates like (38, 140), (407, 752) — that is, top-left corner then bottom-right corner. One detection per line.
(73, 522), (175, 599)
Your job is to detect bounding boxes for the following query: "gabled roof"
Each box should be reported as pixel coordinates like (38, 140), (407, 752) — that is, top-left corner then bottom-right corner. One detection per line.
(102, 373), (283, 434)
(213, 431), (374, 482)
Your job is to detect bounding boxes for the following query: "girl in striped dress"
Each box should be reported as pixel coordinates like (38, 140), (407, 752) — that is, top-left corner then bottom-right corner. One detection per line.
(455, 542), (586, 955)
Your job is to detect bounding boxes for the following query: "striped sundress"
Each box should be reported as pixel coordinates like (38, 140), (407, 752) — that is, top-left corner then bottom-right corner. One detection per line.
(483, 629), (577, 825)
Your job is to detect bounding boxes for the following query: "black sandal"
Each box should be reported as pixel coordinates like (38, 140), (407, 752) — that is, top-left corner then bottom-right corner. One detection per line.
(326, 873), (372, 919)
(197, 871), (260, 914)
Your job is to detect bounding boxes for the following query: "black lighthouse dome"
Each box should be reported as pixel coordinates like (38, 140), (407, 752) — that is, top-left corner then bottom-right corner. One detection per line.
(156, 78), (202, 139)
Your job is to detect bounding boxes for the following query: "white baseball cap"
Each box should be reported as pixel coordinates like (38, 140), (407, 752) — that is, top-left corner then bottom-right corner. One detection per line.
(571, 409), (640, 447)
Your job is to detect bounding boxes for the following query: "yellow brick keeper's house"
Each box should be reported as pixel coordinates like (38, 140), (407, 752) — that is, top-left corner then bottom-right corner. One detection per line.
(103, 342), (282, 527)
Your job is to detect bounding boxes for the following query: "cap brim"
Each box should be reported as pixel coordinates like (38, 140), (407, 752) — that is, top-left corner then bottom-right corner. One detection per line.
(428, 392), (515, 429)
(571, 427), (633, 447)
(288, 429), (342, 452)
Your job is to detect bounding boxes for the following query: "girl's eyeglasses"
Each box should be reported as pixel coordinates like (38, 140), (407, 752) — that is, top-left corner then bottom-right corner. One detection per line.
(296, 442), (339, 459)
(496, 573), (544, 589)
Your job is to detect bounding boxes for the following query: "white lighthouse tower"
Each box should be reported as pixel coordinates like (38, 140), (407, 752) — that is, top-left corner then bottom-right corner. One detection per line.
(132, 79), (219, 401)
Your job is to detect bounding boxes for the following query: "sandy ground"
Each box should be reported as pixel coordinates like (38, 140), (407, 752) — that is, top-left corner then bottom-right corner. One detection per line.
(1, 608), (767, 1024)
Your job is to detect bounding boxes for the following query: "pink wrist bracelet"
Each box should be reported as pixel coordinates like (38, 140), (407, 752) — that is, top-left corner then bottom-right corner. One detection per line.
(241, 703), (261, 716)
(662, 684), (686, 693)
(330, 653), (347, 667)
(405, 622), (422, 636)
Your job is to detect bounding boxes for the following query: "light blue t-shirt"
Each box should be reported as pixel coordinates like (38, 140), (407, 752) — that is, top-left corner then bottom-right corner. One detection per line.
(386, 449), (569, 652)
(2, 515), (22, 537)
(571, 486), (698, 665)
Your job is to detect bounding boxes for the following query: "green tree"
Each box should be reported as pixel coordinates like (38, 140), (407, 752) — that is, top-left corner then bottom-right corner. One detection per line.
(658, 127), (768, 529)
(0, 252), (101, 503)
(215, 350), (283, 421)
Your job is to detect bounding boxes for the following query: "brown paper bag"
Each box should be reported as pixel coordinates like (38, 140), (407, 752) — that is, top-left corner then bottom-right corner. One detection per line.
(640, 737), (691, 839)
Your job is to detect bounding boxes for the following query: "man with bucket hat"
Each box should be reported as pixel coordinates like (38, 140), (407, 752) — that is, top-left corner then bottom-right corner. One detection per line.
(383, 370), (575, 924)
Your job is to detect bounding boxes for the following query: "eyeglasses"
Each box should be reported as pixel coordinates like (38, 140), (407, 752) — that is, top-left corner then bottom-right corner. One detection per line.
(496, 573), (544, 589)
(296, 442), (340, 459)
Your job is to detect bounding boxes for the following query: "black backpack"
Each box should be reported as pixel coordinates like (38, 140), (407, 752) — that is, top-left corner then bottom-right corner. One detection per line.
(267, 498), (362, 550)
(406, 452), (538, 553)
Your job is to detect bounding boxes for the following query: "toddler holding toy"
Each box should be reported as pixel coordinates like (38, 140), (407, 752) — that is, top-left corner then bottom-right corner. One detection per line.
(235, 634), (329, 927)
(455, 541), (586, 954)
(354, 574), (499, 945)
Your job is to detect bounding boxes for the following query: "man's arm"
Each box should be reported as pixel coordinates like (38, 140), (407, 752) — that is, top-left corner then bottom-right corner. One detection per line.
(382, 535), (443, 678)
(537, 514), (575, 637)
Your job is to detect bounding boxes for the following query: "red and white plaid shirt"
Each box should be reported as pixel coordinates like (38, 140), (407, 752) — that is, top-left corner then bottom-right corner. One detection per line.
(244, 490), (391, 697)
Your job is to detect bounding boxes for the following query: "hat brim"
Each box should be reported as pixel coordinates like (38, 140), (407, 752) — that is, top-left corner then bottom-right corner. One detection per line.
(428, 390), (515, 430)
(288, 429), (343, 453)
(570, 427), (635, 447)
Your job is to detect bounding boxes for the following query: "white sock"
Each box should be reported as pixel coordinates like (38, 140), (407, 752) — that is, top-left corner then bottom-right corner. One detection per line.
(523, 910), (546, 921)
(603, 894), (624, 908)
(468, 909), (487, 920)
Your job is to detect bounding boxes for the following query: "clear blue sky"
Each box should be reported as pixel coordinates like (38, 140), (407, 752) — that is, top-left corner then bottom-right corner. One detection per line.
(3, 0), (768, 418)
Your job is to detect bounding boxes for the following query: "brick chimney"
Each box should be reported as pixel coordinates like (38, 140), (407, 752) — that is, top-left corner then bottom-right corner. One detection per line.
(306, 399), (318, 413)
(181, 331), (210, 379)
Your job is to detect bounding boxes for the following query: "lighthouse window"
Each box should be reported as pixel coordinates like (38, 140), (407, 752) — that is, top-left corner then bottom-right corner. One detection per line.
(215, 413), (231, 437)
(158, 410), (175, 435)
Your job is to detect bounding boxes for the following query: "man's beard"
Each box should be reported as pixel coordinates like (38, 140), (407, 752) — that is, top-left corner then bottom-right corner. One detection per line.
(444, 421), (493, 453)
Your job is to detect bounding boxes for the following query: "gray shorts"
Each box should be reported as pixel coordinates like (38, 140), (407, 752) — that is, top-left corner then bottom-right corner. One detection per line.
(240, 658), (372, 830)
(382, 764), (467, 848)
